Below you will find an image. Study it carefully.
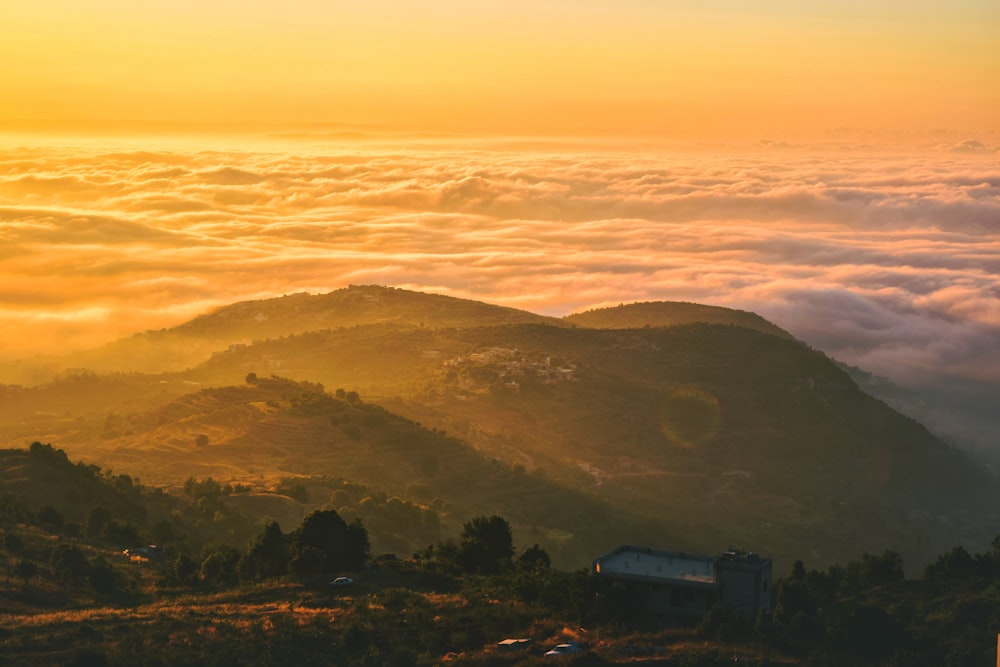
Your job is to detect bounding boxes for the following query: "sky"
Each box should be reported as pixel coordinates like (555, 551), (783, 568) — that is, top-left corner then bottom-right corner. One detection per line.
(0, 3), (997, 447)
(1, 0), (998, 138)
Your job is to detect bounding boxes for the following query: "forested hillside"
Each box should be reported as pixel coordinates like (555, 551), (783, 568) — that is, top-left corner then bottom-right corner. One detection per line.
(1, 443), (998, 666)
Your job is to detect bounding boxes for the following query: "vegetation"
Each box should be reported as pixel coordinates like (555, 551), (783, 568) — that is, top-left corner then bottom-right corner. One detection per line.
(0, 289), (998, 663)
(2, 446), (999, 665)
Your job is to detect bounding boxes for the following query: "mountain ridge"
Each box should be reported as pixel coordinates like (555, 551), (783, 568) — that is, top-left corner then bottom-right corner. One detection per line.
(3, 286), (794, 383)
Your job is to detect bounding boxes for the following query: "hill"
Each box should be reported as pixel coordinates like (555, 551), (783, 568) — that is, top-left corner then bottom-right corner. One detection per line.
(46, 285), (564, 378)
(7, 378), (659, 566)
(0, 443), (152, 528)
(1, 287), (995, 571)
(565, 301), (793, 338)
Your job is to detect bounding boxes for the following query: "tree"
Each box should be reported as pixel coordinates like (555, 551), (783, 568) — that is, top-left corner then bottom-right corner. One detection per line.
(29, 441), (71, 466)
(51, 545), (90, 583)
(518, 544), (551, 572)
(37, 505), (64, 532)
(240, 521), (289, 581)
(290, 509), (368, 574)
(86, 506), (113, 540)
(4, 532), (24, 554)
(457, 515), (513, 574)
(924, 546), (978, 580)
(173, 553), (198, 585)
(859, 550), (904, 586)
(199, 544), (241, 587)
(289, 546), (326, 576)
(100, 519), (142, 547)
(88, 556), (118, 594)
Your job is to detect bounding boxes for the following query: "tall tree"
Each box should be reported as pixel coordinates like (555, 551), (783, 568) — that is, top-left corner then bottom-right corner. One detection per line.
(458, 515), (513, 574)
(290, 509), (368, 573)
(240, 521), (289, 581)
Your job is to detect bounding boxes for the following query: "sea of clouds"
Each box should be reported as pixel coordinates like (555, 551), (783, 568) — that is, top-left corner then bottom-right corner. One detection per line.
(0, 138), (997, 445)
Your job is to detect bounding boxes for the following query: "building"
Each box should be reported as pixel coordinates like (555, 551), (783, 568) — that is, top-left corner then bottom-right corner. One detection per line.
(593, 545), (772, 622)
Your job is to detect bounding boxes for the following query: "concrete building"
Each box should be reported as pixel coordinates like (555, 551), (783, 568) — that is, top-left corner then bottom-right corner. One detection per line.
(593, 545), (772, 622)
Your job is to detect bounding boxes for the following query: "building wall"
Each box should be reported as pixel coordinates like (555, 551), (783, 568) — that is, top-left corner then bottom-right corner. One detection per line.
(645, 582), (717, 619)
(716, 558), (772, 616)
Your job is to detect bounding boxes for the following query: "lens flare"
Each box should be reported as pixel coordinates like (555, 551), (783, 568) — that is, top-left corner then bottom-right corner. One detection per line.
(660, 386), (721, 448)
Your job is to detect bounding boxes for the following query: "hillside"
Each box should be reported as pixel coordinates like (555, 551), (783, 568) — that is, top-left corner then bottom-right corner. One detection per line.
(0, 443), (153, 527)
(1, 441), (997, 665)
(0, 287), (995, 571)
(8, 377), (658, 566)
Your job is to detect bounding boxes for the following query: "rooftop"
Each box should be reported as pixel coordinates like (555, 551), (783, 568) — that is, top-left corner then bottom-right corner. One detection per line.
(593, 545), (716, 585)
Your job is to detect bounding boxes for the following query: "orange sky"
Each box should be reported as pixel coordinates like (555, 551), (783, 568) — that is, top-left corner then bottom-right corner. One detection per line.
(1, 1), (997, 139)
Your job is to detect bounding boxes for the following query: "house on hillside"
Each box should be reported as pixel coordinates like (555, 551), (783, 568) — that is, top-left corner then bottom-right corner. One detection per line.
(593, 545), (771, 622)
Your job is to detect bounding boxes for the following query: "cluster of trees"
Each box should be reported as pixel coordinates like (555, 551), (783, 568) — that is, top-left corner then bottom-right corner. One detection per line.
(170, 509), (370, 588)
(692, 545), (1000, 665)
(2, 520), (130, 597)
(188, 512), (542, 588)
(410, 514), (555, 578)
(336, 490), (442, 555)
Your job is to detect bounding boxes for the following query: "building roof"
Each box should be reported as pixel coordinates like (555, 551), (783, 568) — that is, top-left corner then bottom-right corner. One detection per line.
(593, 545), (717, 586)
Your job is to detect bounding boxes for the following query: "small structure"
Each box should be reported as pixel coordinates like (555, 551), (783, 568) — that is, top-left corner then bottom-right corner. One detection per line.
(593, 545), (771, 622)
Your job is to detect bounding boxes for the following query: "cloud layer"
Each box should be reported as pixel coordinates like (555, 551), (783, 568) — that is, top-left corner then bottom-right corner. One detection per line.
(1, 139), (998, 398)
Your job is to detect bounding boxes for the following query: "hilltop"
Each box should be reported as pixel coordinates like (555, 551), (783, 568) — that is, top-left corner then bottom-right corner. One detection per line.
(50, 286), (565, 377)
(5, 286), (789, 382)
(564, 300), (792, 339)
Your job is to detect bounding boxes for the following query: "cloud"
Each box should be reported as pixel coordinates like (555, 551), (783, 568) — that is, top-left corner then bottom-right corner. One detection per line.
(0, 140), (996, 413)
(198, 167), (266, 185)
